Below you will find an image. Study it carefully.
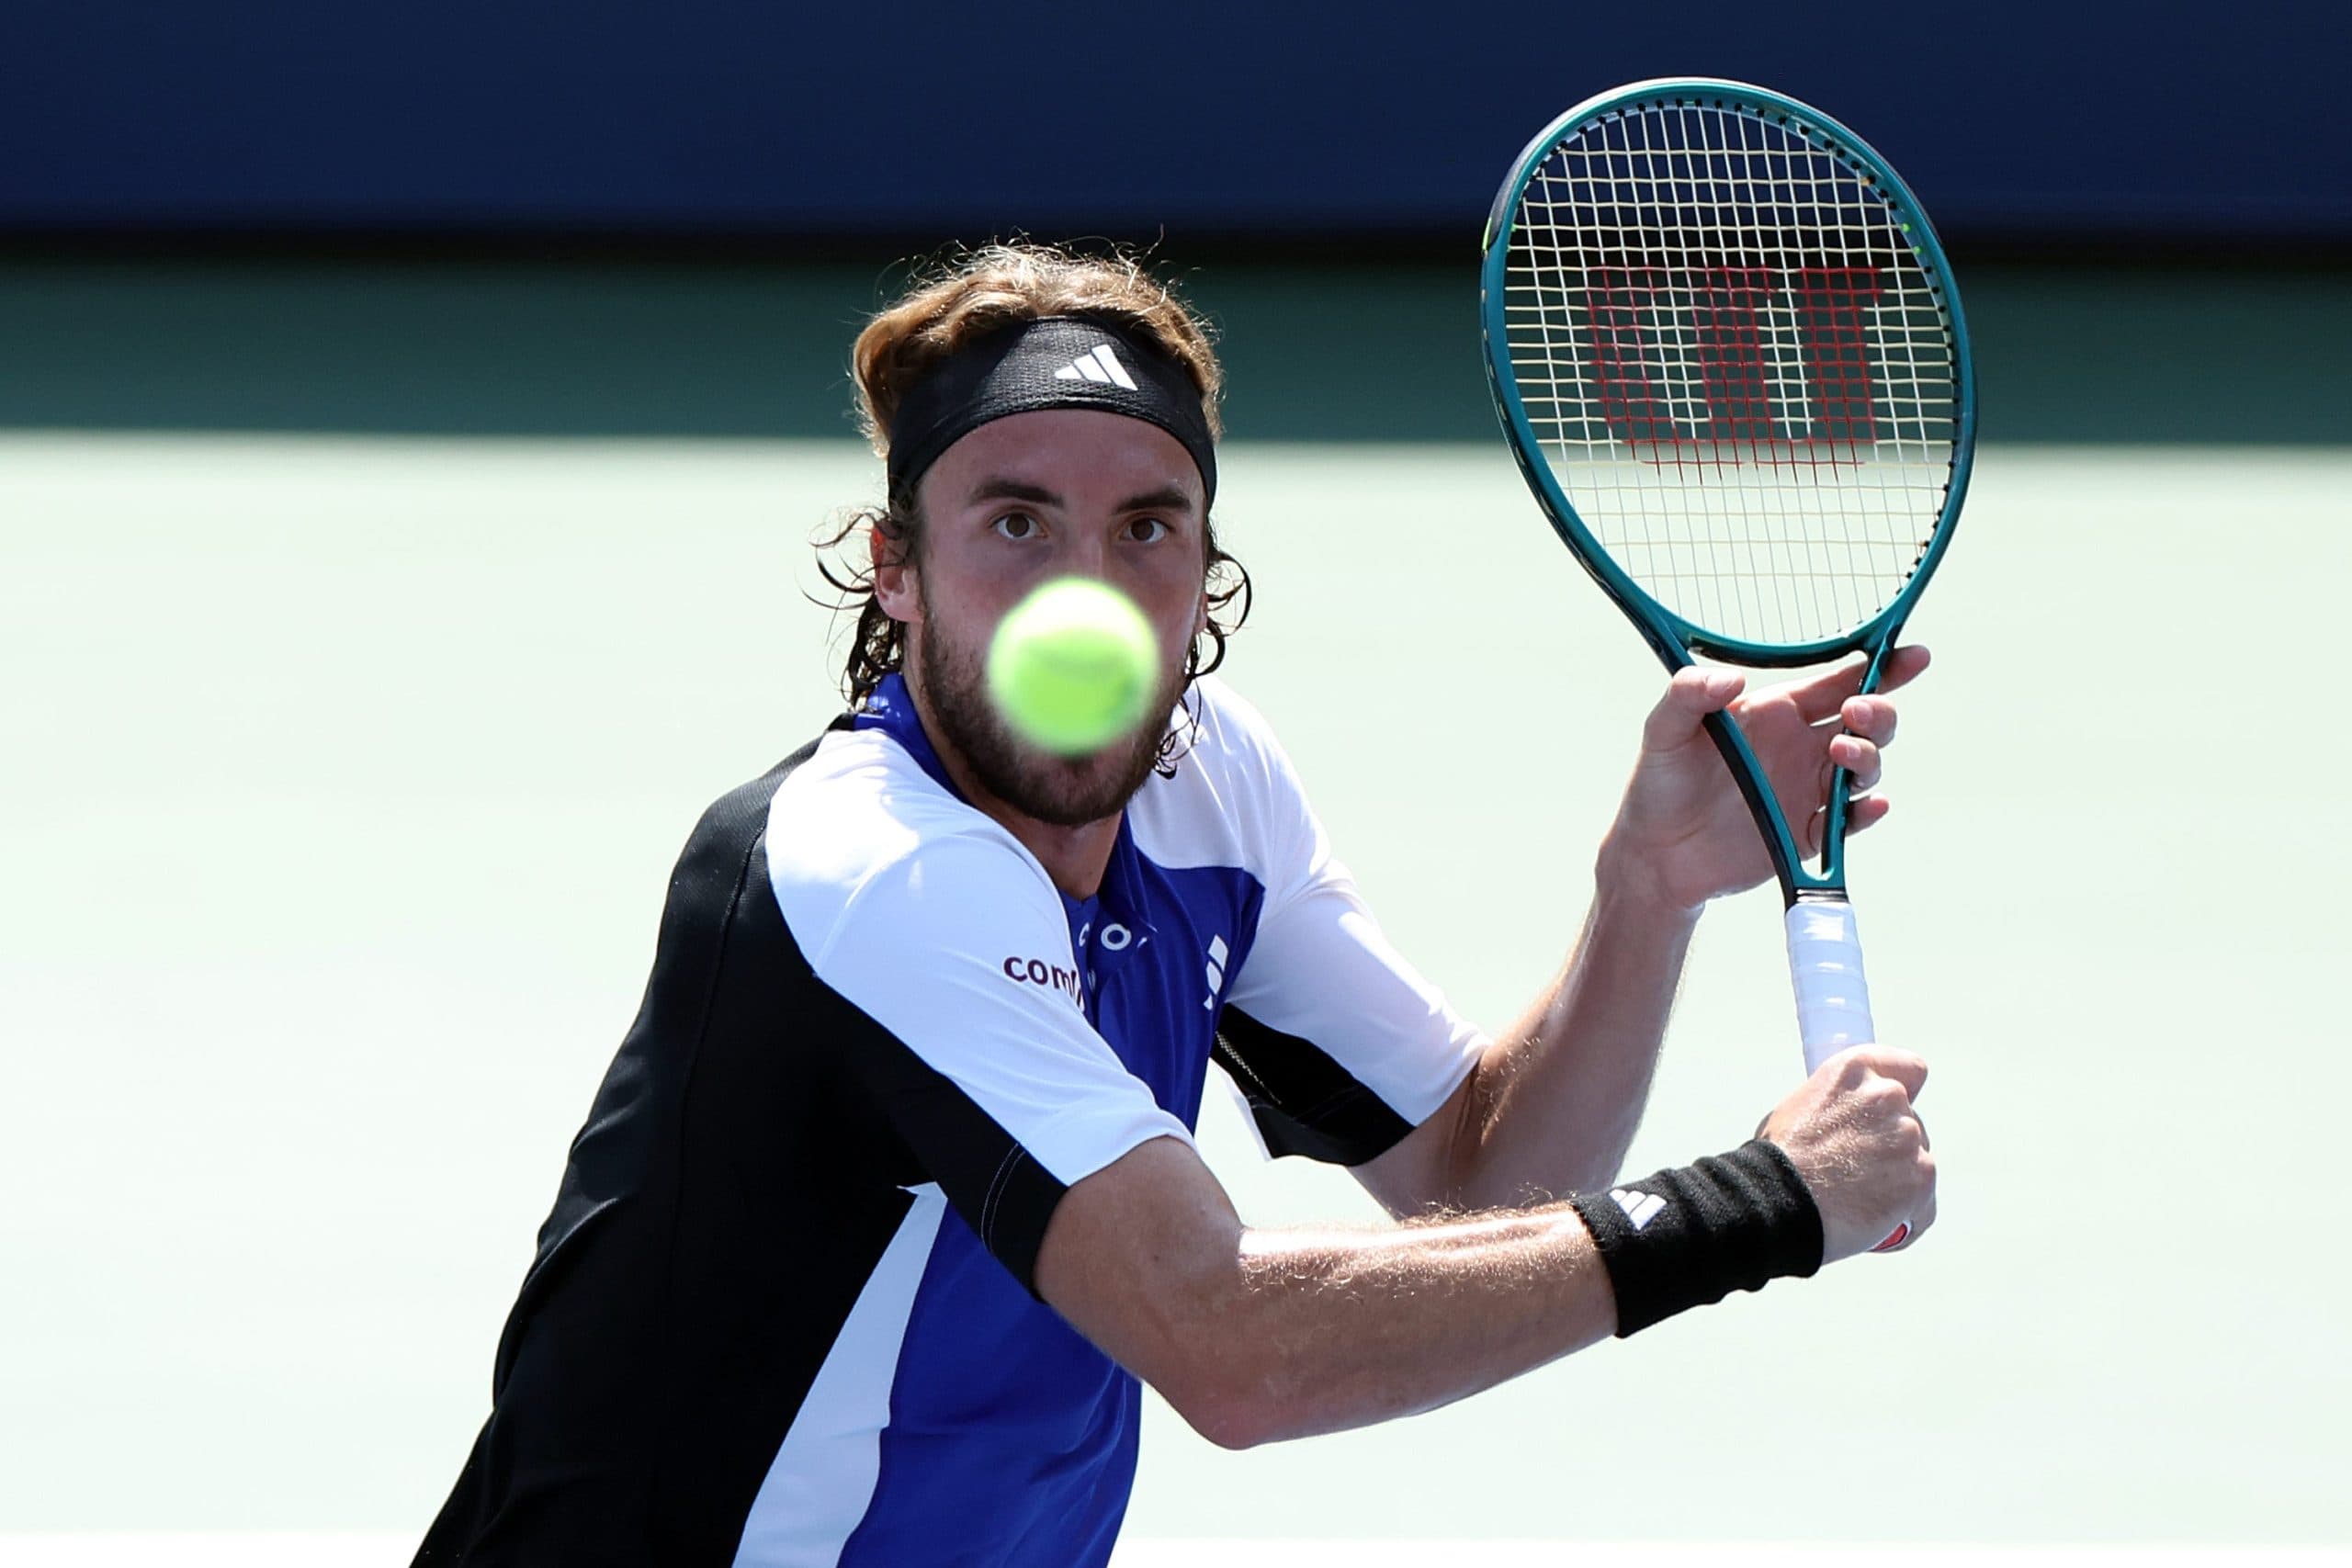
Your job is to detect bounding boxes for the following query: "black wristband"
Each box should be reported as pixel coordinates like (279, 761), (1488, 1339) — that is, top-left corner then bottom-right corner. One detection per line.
(1567, 1138), (1825, 1337)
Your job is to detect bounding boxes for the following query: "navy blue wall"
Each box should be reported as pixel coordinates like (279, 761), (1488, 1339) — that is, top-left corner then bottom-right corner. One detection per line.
(6, 0), (2343, 241)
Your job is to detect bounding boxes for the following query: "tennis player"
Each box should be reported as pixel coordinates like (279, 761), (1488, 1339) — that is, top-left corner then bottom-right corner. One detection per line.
(413, 243), (1936, 1567)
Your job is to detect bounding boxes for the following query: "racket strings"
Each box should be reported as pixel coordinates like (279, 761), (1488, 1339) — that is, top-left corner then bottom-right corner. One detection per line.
(1502, 100), (1959, 647)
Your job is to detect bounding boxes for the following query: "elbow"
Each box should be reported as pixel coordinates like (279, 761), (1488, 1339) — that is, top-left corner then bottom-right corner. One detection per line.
(1165, 1378), (1284, 1451)
(1152, 1343), (1304, 1450)
(1163, 1352), (1427, 1450)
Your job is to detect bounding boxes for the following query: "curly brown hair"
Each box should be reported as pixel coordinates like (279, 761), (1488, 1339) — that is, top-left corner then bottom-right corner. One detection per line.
(816, 243), (1251, 751)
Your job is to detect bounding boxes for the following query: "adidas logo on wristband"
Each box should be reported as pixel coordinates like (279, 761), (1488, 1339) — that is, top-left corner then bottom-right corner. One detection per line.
(1611, 1188), (1668, 1230)
(1571, 1141), (1825, 1337)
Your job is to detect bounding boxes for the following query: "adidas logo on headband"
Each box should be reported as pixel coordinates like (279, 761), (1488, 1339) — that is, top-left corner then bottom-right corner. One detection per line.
(886, 317), (1217, 505)
(1051, 344), (1138, 391)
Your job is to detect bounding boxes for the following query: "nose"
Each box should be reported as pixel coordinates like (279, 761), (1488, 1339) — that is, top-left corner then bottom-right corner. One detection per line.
(1050, 532), (1113, 579)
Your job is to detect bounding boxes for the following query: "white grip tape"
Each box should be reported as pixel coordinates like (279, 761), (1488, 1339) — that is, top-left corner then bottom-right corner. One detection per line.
(1785, 899), (1876, 1074)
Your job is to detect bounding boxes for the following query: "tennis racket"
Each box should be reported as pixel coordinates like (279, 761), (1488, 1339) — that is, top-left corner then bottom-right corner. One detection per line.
(1479, 80), (1974, 1247)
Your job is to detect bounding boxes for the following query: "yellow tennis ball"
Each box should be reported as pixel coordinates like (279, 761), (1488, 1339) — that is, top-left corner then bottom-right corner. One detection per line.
(986, 578), (1160, 755)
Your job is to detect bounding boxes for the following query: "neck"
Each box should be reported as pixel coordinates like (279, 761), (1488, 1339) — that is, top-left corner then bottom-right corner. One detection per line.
(904, 682), (1123, 902)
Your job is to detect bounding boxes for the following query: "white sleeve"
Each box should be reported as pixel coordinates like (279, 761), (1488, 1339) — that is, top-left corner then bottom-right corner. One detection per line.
(1206, 694), (1487, 1164)
(778, 824), (1194, 1283)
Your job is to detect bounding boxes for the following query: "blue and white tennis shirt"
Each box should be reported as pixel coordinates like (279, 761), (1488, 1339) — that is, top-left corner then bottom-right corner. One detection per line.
(415, 672), (1485, 1567)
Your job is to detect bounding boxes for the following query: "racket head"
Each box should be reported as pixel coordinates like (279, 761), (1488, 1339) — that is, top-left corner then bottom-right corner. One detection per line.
(1480, 78), (1975, 671)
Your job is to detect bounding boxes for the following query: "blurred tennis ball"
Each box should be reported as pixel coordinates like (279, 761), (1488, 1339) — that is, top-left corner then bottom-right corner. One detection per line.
(985, 578), (1159, 755)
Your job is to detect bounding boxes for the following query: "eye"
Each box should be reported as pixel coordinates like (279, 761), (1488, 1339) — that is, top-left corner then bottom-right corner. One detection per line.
(991, 512), (1041, 541)
(1124, 517), (1171, 544)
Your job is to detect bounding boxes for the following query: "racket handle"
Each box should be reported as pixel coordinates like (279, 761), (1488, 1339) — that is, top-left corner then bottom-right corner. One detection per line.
(1784, 897), (1908, 1252)
(1783, 897), (1875, 1075)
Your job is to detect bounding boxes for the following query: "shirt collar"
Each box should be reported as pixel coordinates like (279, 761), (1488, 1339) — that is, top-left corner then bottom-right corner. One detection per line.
(850, 672), (956, 795)
(851, 671), (1150, 931)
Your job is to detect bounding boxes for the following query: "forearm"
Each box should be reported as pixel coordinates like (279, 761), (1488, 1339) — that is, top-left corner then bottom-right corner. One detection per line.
(1209, 1204), (1617, 1446)
(1451, 850), (1701, 1208)
(1045, 1131), (1843, 1452)
(1041, 1137), (1615, 1449)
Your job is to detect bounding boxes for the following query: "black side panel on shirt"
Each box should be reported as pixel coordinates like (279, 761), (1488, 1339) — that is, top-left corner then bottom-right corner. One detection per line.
(1214, 1005), (1416, 1166)
(842, 1011), (1071, 1296)
(412, 733), (1068, 1568)
(413, 739), (887, 1565)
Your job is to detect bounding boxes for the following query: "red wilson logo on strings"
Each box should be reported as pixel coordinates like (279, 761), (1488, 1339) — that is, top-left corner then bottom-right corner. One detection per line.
(1579, 265), (1885, 467)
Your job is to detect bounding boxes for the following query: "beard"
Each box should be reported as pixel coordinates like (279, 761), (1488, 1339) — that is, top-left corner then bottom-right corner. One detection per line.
(910, 581), (1186, 829)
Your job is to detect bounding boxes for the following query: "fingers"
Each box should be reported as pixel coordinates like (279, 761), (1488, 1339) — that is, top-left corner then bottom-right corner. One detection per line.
(1837, 696), (1896, 750)
(1878, 643), (1932, 694)
(1840, 793), (1893, 838)
(1871, 1142), (1938, 1253)
(1790, 725), (1883, 863)
(1784, 654), (1871, 724)
(1826, 1044), (1928, 1103)
(1907, 1178), (1937, 1239)
(1764, 1049), (1937, 1263)
(1785, 644), (1932, 725)
(1827, 732), (1882, 791)
(1802, 790), (1892, 855)
(1832, 1050), (1935, 1256)
(1642, 665), (1746, 751)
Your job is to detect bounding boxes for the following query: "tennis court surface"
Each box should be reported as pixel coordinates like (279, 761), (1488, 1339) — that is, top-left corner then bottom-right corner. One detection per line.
(5, 426), (2346, 1552)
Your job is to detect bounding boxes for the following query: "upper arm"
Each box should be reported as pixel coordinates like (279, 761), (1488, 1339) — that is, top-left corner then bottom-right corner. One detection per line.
(1032, 1133), (1258, 1447)
(773, 801), (1195, 1292)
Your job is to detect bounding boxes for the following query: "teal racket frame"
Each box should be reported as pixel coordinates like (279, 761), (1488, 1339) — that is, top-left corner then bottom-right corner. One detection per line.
(1479, 77), (1978, 900)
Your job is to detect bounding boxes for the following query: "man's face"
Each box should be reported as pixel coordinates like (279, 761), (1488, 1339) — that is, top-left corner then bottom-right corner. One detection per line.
(877, 409), (1208, 829)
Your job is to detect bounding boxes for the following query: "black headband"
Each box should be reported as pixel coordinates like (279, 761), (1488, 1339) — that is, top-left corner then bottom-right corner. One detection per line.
(885, 316), (1217, 509)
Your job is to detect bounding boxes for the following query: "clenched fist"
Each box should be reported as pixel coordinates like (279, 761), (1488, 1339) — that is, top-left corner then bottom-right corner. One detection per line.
(1761, 1047), (1937, 1263)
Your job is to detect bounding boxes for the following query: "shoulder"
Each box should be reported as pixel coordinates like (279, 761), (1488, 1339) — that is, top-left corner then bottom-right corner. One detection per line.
(1127, 675), (1315, 877)
(763, 725), (1064, 961)
(652, 738), (822, 937)
(1182, 674), (1292, 773)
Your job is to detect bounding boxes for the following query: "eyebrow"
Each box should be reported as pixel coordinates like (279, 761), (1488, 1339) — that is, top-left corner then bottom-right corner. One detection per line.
(967, 478), (1062, 508)
(965, 476), (1199, 516)
(1114, 483), (1199, 517)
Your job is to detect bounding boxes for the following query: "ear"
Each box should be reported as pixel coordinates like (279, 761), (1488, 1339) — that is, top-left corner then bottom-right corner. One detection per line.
(1192, 588), (1209, 642)
(871, 516), (921, 627)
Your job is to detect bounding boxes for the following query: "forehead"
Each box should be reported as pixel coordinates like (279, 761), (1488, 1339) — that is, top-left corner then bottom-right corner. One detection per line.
(920, 409), (1204, 510)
